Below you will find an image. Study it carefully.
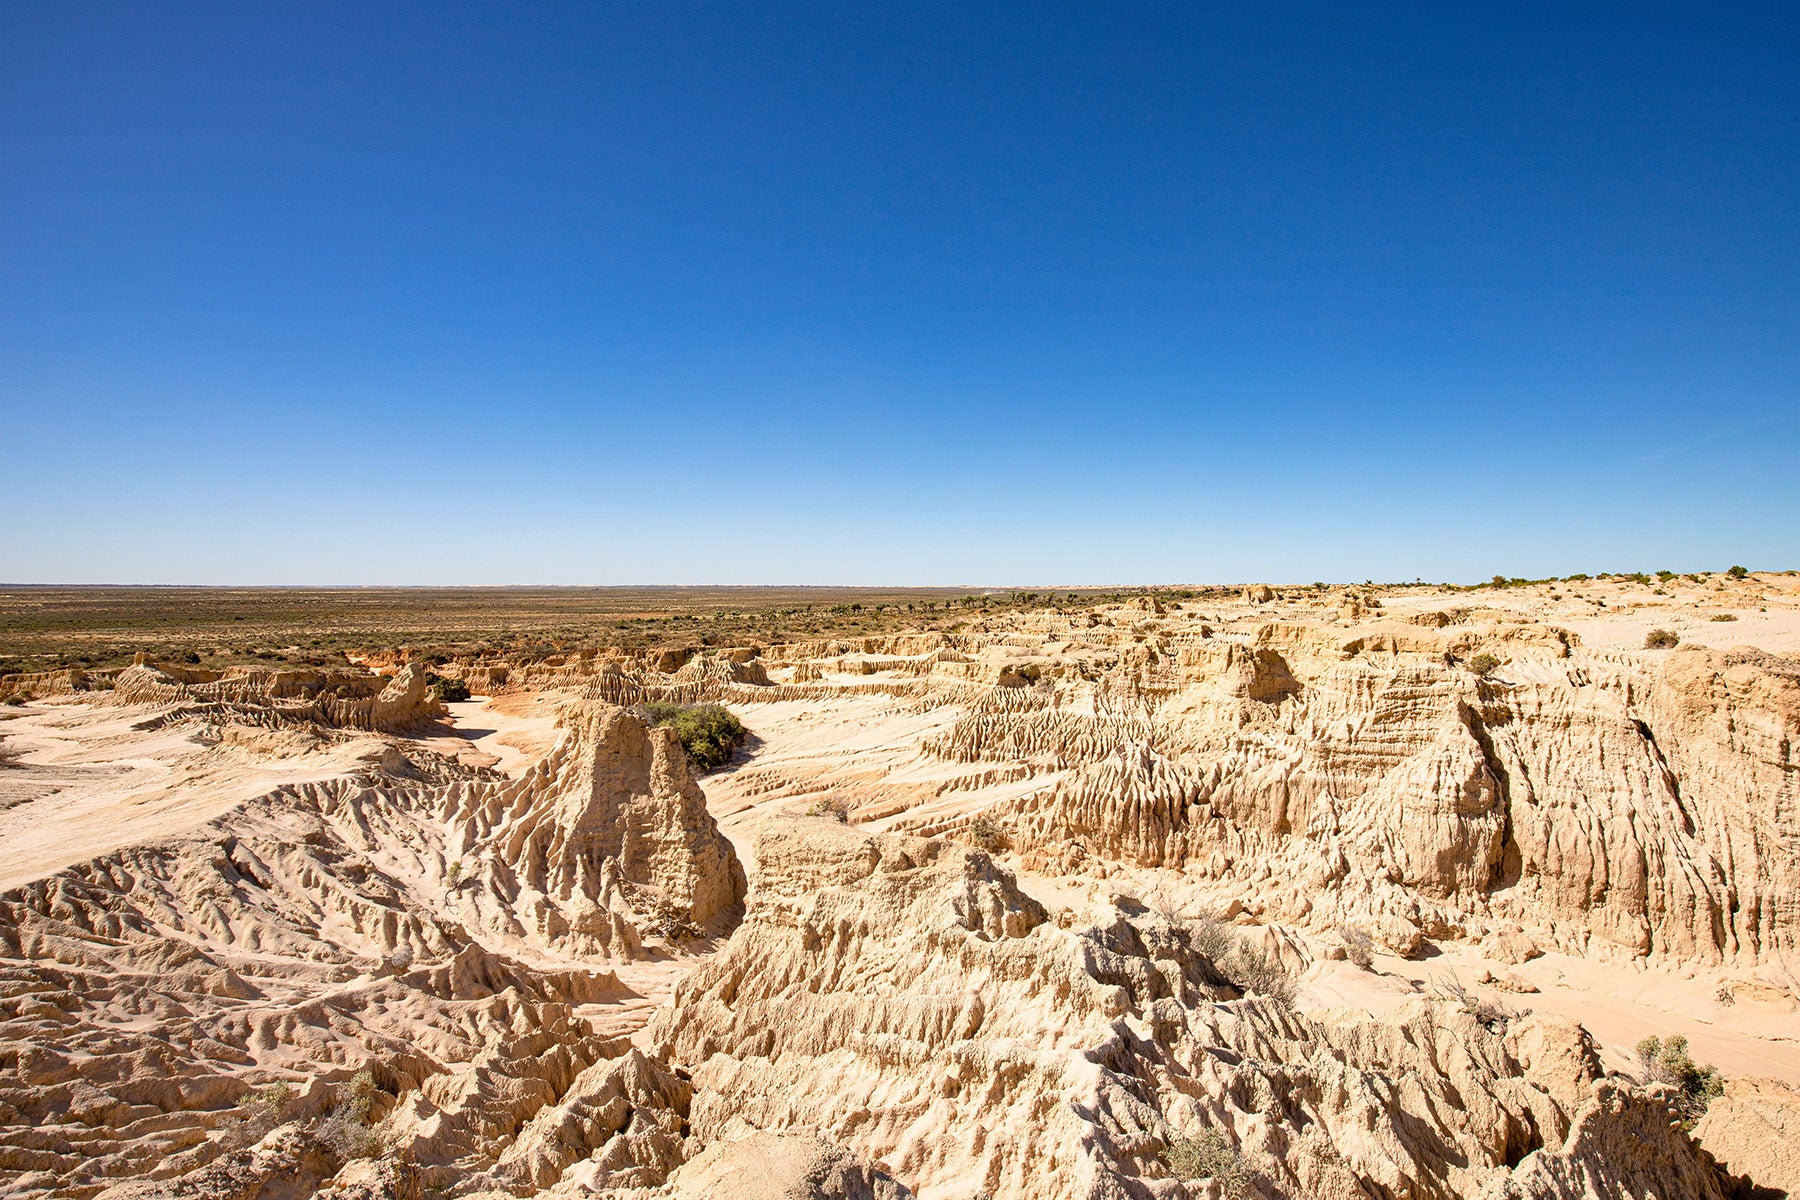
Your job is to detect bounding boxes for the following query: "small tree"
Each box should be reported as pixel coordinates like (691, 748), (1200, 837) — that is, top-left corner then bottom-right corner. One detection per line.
(1727, 565), (1749, 578)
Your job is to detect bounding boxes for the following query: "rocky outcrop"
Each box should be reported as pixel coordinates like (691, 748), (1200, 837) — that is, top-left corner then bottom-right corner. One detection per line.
(1690, 1076), (1800, 1197)
(441, 703), (746, 957)
(107, 660), (443, 733)
(647, 817), (1730, 1200)
(931, 625), (1800, 966)
(0, 703), (743, 1199)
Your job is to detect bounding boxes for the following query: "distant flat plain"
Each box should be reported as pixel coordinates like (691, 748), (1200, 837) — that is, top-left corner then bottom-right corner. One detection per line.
(0, 585), (1125, 672)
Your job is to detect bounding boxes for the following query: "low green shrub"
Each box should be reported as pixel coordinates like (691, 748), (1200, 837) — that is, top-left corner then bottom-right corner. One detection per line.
(1635, 1035), (1723, 1129)
(1727, 565), (1749, 578)
(1468, 652), (1502, 677)
(639, 702), (746, 771)
(425, 673), (471, 703)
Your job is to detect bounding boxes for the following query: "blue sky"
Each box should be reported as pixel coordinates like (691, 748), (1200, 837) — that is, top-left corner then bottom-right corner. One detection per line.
(4, 2), (1796, 585)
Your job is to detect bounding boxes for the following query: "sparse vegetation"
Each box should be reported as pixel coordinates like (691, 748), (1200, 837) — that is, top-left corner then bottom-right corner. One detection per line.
(315, 1069), (383, 1158)
(967, 815), (1006, 852)
(1727, 565), (1749, 578)
(1161, 1128), (1255, 1196)
(1644, 629), (1680, 649)
(232, 1080), (294, 1144)
(806, 797), (849, 822)
(1710, 613), (1737, 622)
(1432, 977), (1526, 1033)
(1337, 925), (1375, 970)
(425, 672), (471, 703)
(638, 701), (747, 771)
(1634, 1035), (1723, 1129)
(1468, 652), (1502, 678)
(1187, 912), (1296, 1006)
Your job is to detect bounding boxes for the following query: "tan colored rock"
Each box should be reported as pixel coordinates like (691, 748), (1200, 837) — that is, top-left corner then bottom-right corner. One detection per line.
(646, 818), (1728, 1200)
(1691, 1076), (1800, 1196)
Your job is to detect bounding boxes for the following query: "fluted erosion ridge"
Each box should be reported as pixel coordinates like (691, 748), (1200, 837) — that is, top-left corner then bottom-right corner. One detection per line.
(105, 659), (445, 733)
(966, 633), (1799, 966)
(646, 816), (1734, 1200)
(0, 702), (743, 1199)
(422, 609), (1798, 968)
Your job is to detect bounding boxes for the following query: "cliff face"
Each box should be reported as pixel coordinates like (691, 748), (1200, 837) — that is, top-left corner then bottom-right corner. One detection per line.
(105, 659), (445, 732)
(959, 633), (1799, 967)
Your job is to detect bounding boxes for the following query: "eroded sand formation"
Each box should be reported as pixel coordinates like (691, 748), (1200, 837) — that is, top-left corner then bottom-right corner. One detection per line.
(2, 576), (1797, 1199)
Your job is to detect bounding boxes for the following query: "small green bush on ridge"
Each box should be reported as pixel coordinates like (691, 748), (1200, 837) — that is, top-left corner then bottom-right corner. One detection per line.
(639, 701), (746, 771)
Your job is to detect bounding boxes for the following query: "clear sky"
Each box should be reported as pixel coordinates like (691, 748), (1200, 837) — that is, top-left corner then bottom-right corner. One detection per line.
(4, 3), (1796, 585)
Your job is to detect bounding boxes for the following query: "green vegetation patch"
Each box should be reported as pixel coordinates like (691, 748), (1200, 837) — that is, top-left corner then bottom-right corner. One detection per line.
(638, 701), (747, 771)
(1635, 1035), (1723, 1129)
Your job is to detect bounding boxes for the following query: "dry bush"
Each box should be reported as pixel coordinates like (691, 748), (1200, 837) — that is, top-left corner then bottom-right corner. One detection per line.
(1188, 912), (1295, 1006)
(1710, 613), (1738, 622)
(1336, 925), (1375, 970)
(232, 1080), (294, 1145)
(1431, 977), (1525, 1033)
(1468, 652), (1502, 677)
(1645, 629), (1680, 649)
(1161, 1128), (1255, 1196)
(967, 815), (1007, 852)
(315, 1070), (382, 1159)
(805, 797), (849, 822)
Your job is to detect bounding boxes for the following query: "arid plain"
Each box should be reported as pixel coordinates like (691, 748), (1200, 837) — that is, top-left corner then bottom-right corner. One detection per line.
(2, 574), (1797, 1200)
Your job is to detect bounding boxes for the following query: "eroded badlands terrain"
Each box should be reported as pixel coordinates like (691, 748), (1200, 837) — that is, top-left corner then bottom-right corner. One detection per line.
(2, 577), (1798, 1199)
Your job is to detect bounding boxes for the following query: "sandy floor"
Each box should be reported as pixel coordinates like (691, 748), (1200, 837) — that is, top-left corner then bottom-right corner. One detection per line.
(420, 692), (565, 775)
(0, 699), (387, 893)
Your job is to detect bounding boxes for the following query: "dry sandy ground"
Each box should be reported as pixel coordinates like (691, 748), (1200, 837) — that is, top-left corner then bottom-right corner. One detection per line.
(426, 692), (564, 774)
(1377, 573), (1800, 655)
(0, 701), (381, 893)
